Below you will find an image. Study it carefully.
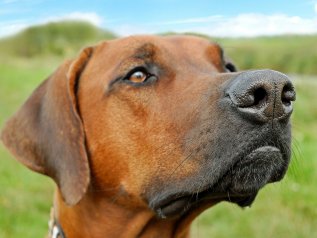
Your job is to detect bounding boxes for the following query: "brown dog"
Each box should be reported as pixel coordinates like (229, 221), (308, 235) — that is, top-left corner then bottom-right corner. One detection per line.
(1, 35), (295, 238)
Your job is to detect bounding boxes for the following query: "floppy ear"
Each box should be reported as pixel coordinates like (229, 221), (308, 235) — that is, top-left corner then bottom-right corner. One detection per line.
(1, 47), (94, 205)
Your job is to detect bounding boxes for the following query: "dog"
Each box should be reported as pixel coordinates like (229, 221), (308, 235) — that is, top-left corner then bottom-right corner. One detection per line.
(1, 35), (296, 238)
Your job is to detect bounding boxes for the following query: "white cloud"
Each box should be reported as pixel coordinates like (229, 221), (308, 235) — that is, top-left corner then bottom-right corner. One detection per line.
(44, 12), (103, 27)
(147, 15), (223, 25)
(0, 21), (28, 37)
(203, 13), (317, 37)
(114, 24), (156, 36)
(124, 13), (317, 37)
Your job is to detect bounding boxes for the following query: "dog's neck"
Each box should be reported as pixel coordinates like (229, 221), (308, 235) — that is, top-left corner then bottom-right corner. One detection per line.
(53, 190), (194, 238)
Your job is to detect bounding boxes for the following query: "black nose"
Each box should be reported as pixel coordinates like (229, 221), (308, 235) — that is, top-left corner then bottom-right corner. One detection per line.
(226, 70), (296, 123)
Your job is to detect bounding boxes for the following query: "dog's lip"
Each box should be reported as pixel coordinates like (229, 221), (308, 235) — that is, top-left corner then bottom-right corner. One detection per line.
(154, 190), (257, 219)
(152, 145), (284, 218)
(155, 196), (192, 219)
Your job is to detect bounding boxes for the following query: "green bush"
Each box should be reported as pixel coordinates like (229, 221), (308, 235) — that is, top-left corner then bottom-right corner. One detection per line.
(0, 21), (116, 58)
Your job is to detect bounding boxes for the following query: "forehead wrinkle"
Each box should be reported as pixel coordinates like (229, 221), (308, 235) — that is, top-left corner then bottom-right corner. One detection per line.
(116, 58), (145, 73)
(132, 43), (157, 61)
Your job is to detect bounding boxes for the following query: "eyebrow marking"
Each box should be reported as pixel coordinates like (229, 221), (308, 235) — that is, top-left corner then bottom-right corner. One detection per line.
(109, 43), (158, 82)
(133, 43), (157, 61)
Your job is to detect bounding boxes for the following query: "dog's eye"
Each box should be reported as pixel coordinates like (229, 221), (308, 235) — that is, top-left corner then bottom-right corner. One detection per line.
(127, 71), (149, 83)
(121, 67), (158, 86)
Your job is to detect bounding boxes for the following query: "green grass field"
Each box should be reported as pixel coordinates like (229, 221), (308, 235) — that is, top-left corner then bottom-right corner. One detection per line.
(0, 57), (316, 238)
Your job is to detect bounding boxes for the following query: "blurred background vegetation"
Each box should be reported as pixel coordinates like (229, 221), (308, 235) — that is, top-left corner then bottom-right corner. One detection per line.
(0, 21), (316, 237)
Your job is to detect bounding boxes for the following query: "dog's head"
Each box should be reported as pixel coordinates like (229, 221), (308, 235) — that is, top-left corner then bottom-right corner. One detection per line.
(1, 35), (295, 220)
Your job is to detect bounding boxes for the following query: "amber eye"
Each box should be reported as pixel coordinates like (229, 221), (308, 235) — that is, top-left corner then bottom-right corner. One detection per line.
(128, 71), (148, 83)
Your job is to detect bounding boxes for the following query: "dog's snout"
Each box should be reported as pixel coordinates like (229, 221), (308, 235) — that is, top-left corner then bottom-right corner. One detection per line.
(226, 70), (296, 123)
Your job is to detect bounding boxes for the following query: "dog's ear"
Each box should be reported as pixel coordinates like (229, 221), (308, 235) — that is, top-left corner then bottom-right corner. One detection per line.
(1, 47), (94, 205)
(225, 61), (237, 72)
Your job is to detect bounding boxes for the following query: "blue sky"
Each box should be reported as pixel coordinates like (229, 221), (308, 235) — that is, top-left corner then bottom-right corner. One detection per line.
(1, 0), (317, 38)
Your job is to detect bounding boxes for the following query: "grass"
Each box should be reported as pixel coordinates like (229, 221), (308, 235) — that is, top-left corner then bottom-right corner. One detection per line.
(0, 58), (58, 237)
(0, 30), (316, 237)
(164, 32), (317, 75)
(217, 35), (317, 75)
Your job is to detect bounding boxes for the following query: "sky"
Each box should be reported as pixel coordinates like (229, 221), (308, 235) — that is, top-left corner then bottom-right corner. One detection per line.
(0, 0), (317, 38)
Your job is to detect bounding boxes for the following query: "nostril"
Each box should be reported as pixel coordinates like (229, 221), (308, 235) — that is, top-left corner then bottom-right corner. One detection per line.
(252, 87), (268, 108)
(232, 87), (268, 108)
(281, 83), (296, 106)
(226, 70), (296, 123)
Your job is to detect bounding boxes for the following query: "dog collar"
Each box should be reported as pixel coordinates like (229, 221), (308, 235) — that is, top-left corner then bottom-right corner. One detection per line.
(48, 208), (66, 238)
